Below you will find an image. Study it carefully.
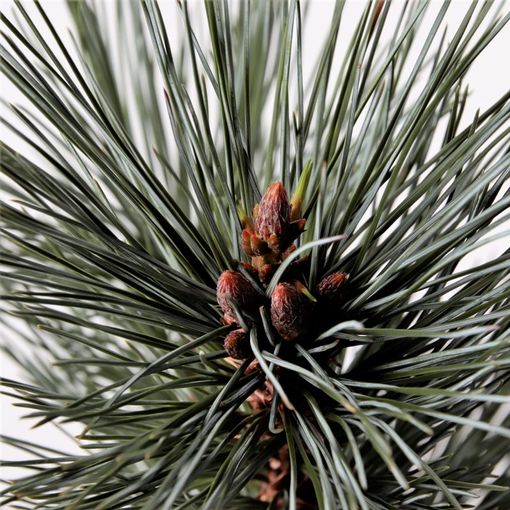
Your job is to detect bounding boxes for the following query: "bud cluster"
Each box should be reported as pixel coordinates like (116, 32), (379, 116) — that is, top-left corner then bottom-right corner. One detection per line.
(242, 182), (306, 282)
(217, 181), (348, 359)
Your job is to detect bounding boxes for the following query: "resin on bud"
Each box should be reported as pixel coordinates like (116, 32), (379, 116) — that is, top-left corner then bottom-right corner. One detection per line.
(217, 270), (262, 324)
(270, 282), (310, 342)
(254, 182), (290, 251)
(224, 328), (251, 360)
(316, 271), (348, 305)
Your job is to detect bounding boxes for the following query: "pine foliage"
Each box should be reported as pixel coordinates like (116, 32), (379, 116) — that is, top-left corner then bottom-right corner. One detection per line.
(1, 1), (510, 509)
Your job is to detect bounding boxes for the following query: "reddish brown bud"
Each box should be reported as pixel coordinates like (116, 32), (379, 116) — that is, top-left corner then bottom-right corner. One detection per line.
(241, 229), (254, 256)
(250, 253), (277, 282)
(281, 244), (296, 260)
(240, 262), (258, 277)
(250, 233), (269, 255)
(258, 263), (275, 283)
(224, 328), (251, 359)
(267, 233), (283, 253)
(221, 314), (238, 326)
(271, 282), (310, 342)
(254, 182), (290, 244)
(316, 272), (348, 305)
(217, 270), (262, 323)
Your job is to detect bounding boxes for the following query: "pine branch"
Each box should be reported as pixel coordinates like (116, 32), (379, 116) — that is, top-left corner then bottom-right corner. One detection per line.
(1, 1), (509, 509)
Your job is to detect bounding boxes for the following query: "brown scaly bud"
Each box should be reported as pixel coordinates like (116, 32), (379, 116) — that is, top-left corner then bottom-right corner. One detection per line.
(241, 229), (254, 256)
(250, 233), (270, 255)
(224, 328), (251, 359)
(254, 182), (290, 250)
(281, 244), (296, 260)
(221, 314), (238, 326)
(271, 282), (310, 342)
(258, 263), (275, 283)
(217, 270), (262, 324)
(316, 271), (349, 305)
(266, 233), (283, 253)
(250, 253), (278, 282)
(240, 262), (258, 278)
